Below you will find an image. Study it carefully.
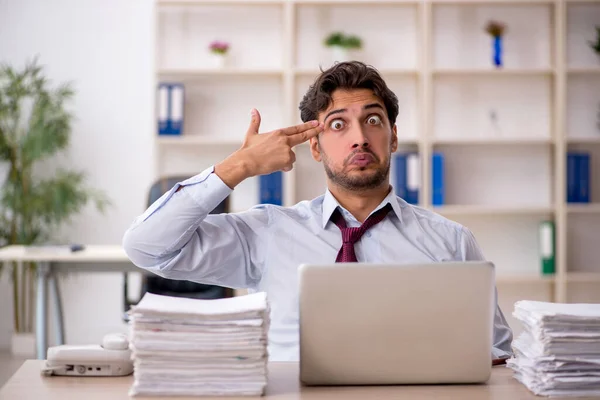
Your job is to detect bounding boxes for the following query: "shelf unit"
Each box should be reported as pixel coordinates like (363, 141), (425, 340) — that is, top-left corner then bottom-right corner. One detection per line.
(153, 0), (600, 328)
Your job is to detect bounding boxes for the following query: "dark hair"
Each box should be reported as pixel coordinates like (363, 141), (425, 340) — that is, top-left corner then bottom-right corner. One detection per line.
(299, 61), (399, 126)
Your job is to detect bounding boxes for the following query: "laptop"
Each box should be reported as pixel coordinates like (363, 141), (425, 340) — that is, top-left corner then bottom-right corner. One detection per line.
(298, 261), (495, 386)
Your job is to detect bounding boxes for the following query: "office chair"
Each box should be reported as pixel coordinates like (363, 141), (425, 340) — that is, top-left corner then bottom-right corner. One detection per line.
(122, 175), (234, 321)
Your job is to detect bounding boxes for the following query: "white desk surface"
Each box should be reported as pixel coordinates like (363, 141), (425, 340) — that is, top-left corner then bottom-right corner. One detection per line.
(2, 360), (595, 400)
(0, 244), (129, 263)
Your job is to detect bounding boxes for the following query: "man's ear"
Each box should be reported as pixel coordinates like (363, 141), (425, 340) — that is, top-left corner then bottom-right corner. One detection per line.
(391, 125), (398, 153)
(310, 136), (322, 162)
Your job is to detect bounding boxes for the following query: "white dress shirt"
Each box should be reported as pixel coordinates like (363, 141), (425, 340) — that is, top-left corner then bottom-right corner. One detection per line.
(123, 165), (513, 361)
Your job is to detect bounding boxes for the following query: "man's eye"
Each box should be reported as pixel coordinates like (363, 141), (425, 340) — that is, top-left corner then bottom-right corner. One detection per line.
(330, 119), (345, 130)
(367, 115), (382, 125)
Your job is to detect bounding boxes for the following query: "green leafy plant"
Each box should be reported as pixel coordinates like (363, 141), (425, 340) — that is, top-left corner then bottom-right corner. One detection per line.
(589, 26), (600, 55)
(484, 20), (507, 38)
(0, 58), (110, 335)
(324, 32), (363, 50)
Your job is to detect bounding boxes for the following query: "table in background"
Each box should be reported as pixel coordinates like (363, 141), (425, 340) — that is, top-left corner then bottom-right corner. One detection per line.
(2, 361), (596, 400)
(0, 245), (137, 359)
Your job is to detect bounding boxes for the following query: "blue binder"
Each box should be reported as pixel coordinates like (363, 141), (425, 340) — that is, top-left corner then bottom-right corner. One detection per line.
(578, 153), (590, 203)
(567, 152), (591, 203)
(394, 154), (408, 200)
(394, 152), (419, 205)
(158, 83), (184, 136)
(432, 152), (445, 206)
(259, 171), (283, 206)
(567, 153), (578, 203)
(405, 153), (419, 205)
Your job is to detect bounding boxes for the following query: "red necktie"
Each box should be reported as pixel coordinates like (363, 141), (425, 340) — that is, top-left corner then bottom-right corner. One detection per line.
(331, 204), (392, 262)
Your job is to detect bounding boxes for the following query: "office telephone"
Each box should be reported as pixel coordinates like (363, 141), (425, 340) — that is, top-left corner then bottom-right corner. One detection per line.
(41, 333), (134, 377)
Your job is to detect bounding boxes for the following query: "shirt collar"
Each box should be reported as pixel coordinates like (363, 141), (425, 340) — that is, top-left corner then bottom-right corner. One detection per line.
(321, 187), (403, 229)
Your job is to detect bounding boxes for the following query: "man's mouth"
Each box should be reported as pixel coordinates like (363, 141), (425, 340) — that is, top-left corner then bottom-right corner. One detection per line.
(348, 152), (376, 167)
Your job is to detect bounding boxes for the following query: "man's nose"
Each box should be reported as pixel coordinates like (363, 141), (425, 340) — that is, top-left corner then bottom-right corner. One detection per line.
(350, 125), (369, 149)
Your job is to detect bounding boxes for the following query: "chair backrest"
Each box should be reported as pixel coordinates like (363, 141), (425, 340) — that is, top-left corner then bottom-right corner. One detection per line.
(122, 174), (233, 321)
(148, 176), (229, 214)
(143, 175), (232, 298)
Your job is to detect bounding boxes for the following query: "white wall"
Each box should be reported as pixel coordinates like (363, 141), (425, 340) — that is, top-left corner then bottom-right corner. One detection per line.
(0, 0), (155, 348)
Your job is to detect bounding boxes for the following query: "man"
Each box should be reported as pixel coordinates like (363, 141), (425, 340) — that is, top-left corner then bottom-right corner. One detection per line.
(123, 61), (513, 364)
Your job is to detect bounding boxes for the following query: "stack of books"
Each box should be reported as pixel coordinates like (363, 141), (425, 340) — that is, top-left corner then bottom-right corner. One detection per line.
(508, 300), (600, 397)
(128, 291), (270, 397)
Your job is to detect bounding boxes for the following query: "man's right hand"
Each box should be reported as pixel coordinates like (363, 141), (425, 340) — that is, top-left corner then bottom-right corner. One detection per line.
(215, 109), (324, 189)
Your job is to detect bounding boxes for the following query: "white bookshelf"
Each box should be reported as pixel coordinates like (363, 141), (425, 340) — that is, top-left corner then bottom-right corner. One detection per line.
(153, 0), (600, 317)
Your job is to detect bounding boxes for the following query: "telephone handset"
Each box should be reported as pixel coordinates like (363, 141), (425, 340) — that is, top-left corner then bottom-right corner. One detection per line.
(41, 333), (134, 377)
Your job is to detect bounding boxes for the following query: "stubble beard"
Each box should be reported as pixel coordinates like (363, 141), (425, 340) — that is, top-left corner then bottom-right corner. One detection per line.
(322, 149), (390, 192)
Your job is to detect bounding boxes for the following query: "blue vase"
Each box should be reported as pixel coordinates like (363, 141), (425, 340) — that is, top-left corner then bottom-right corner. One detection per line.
(493, 36), (503, 68)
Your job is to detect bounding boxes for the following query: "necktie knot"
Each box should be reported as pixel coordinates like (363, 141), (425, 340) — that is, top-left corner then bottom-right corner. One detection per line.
(331, 204), (392, 262)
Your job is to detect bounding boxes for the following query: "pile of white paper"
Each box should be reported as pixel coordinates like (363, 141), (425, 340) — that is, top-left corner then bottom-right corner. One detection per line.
(127, 291), (270, 397)
(508, 300), (600, 397)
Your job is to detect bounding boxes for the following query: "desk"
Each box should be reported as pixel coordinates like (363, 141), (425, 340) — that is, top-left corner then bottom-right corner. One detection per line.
(0, 245), (135, 360)
(2, 360), (596, 400)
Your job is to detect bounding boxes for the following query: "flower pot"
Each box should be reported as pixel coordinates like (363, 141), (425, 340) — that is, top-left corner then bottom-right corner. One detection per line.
(11, 332), (36, 358)
(210, 53), (227, 69)
(331, 46), (349, 63)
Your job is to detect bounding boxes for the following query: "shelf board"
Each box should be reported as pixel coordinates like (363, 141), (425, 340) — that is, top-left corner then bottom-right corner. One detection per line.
(294, 68), (418, 77)
(158, 68), (283, 78)
(566, 137), (600, 144)
(496, 274), (555, 284)
(157, 0), (284, 6)
(293, 0), (418, 4)
(157, 136), (242, 146)
(432, 0), (553, 4)
(566, 203), (600, 214)
(432, 137), (553, 146)
(433, 68), (554, 77)
(567, 67), (600, 75)
(431, 205), (555, 216)
(566, 272), (600, 283)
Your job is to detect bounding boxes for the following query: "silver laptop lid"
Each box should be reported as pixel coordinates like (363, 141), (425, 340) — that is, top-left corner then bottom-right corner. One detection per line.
(298, 261), (495, 385)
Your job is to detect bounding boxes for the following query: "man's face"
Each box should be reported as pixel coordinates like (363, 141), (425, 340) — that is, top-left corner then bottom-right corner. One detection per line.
(309, 88), (398, 192)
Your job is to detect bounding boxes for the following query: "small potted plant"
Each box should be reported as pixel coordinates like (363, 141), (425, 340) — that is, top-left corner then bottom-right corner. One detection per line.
(589, 26), (600, 62)
(324, 32), (363, 63)
(208, 40), (230, 68)
(484, 20), (507, 68)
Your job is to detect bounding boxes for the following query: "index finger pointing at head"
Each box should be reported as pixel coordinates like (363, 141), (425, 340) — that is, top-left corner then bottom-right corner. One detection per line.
(287, 125), (322, 147)
(280, 120), (320, 136)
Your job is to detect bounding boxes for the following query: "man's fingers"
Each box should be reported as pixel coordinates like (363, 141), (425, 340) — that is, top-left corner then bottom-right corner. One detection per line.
(287, 125), (322, 147)
(246, 108), (261, 136)
(279, 120), (320, 136)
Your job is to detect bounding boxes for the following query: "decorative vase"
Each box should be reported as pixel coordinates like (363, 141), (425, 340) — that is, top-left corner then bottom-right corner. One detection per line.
(11, 332), (36, 358)
(209, 53), (227, 69)
(331, 46), (349, 63)
(493, 36), (503, 68)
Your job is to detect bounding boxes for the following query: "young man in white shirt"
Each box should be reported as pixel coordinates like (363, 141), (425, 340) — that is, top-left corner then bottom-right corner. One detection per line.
(123, 61), (513, 364)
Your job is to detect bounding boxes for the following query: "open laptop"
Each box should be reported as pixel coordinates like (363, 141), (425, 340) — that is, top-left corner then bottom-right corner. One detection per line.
(298, 261), (495, 386)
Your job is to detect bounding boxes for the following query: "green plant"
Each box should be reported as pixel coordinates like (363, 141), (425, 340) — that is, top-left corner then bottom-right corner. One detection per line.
(484, 20), (507, 38)
(323, 32), (363, 50)
(0, 58), (110, 335)
(589, 26), (600, 55)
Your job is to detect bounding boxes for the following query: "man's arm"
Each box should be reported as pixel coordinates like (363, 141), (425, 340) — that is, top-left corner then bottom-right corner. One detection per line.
(122, 165), (269, 289)
(122, 109), (324, 289)
(458, 226), (514, 361)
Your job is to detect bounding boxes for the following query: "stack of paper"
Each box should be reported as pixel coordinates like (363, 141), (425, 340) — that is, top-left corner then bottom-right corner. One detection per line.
(128, 291), (270, 397)
(508, 300), (600, 397)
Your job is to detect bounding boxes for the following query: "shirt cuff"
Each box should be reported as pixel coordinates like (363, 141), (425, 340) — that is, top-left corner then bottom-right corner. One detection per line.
(139, 165), (232, 223)
(180, 165), (233, 212)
